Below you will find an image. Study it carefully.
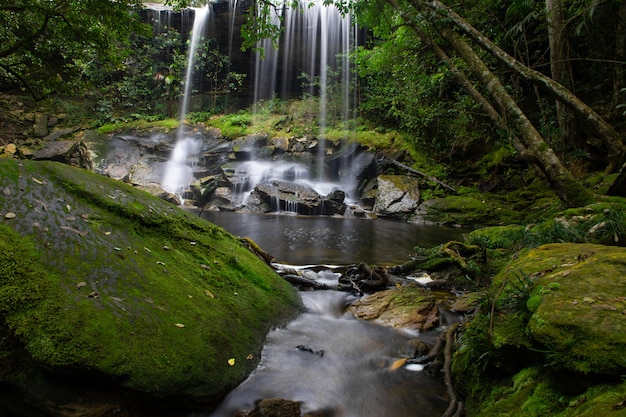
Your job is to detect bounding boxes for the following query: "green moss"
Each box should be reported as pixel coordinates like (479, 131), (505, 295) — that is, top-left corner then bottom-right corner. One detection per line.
(96, 118), (178, 134)
(0, 159), (301, 400)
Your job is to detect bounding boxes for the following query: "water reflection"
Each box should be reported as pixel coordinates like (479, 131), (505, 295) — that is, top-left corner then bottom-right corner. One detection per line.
(195, 211), (466, 265)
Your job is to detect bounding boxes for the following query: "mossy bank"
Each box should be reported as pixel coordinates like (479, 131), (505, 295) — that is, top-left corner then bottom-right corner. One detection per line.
(453, 243), (626, 417)
(0, 159), (302, 416)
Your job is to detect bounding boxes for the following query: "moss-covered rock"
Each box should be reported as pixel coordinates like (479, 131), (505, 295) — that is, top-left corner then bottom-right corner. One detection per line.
(0, 160), (302, 414)
(509, 243), (626, 375)
(453, 243), (626, 417)
(348, 283), (439, 331)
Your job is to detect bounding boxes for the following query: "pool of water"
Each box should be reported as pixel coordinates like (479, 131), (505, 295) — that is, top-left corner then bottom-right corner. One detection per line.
(194, 210), (466, 266)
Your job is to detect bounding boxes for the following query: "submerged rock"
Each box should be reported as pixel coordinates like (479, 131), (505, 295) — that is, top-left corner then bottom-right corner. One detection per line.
(0, 159), (302, 415)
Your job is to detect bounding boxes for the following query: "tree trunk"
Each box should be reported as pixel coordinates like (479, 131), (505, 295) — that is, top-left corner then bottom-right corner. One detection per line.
(545, 0), (578, 144)
(613, 1), (626, 107)
(433, 23), (594, 207)
(425, 0), (626, 172)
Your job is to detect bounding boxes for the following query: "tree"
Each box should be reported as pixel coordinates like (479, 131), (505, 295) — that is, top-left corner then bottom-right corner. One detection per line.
(0, 0), (147, 100)
(155, 0), (626, 205)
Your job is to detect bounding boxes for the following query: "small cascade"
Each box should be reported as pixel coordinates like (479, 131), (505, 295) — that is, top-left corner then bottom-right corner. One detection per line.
(161, 5), (211, 199)
(228, 160), (343, 212)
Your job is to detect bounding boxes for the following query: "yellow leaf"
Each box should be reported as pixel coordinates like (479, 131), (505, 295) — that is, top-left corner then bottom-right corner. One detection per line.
(228, 358), (235, 366)
(388, 358), (407, 371)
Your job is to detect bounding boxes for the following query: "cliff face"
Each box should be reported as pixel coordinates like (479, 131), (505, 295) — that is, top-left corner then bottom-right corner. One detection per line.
(0, 159), (302, 416)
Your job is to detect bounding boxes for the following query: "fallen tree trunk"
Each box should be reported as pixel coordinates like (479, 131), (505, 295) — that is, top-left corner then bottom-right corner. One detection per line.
(380, 154), (457, 193)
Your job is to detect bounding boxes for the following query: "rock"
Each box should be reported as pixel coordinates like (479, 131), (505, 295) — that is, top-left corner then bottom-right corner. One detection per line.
(235, 398), (301, 417)
(4, 143), (16, 155)
(42, 125), (81, 142)
(0, 159), (301, 414)
(33, 140), (92, 169)
(453, 242), (626, 417)
(252, 180), (323, 214)
(272, 136), (291, 152)
(349, 283), (439, 331)
(373, 175), (420, 220)
(398, 338), (431, 358)
(32, 112), (49, 137)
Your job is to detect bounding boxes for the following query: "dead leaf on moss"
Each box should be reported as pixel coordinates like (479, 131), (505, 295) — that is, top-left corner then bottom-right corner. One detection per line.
(228, 358), (235, 366)
(175, 323), (185, 328)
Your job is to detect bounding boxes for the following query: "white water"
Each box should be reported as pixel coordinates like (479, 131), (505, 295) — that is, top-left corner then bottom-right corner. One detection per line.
(251, 1), (358, 180)
(205, 290), (449, 417)
(228, 160), (344, 205)
(161, 6), (211, 198)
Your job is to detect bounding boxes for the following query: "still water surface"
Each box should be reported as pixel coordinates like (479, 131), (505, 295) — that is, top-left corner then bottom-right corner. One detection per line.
(196, 211), (466, 265)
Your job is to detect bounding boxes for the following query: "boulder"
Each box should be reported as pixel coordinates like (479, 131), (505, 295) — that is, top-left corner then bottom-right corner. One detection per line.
(349, 283), (439, 331)
(252, 180), (323, 214)
(453, 243), (626, 417)
(0, 159), (301, 415)
(373, 175), (420, 220)
(33, 140), (92, 169)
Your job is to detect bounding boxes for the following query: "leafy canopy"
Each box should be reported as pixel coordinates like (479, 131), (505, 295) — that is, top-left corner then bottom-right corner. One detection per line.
(0, 0), (148, 99)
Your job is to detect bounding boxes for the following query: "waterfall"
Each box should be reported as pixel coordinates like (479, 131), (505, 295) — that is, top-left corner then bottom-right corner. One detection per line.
(161, 5), (211, 198)
(250, 1), (358, 180)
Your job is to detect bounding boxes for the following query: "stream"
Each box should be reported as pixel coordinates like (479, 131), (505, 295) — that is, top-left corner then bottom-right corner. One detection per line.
(189, 211), (465, 417)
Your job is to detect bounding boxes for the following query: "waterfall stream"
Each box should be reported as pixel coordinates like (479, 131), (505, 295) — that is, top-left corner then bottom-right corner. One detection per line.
(161, 6), (210, 198)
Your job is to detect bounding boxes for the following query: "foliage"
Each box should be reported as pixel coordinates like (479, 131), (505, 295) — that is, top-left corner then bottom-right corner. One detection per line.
(0, 0), (147, 99)
(355, 25), (488, 164)
(467, 200), (626, 255)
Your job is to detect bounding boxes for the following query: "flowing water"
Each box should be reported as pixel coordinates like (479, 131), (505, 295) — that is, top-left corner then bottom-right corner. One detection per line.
(203, 291), (450, 417)
(161, 6), (210, 197)
(188, 210), (465, 417)
(151, 5), (459, 415)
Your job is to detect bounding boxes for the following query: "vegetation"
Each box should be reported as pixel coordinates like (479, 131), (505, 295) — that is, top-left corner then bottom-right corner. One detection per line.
(0, 159), (301, 409)
(2, 0), (626, 415)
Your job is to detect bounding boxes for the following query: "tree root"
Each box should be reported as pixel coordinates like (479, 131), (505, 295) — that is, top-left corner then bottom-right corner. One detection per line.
(409, 322), (465, 417)
(442, 322), (464, 417)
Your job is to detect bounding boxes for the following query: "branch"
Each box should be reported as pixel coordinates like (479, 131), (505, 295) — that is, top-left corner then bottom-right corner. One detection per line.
(379, 154), (457, 193)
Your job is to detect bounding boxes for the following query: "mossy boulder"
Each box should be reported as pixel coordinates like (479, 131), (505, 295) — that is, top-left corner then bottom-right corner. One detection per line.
(453, 243), (626, 417)
(508, 243), (626, 375)
(0, 160), (302, 415)
(415, 191), (524, 227)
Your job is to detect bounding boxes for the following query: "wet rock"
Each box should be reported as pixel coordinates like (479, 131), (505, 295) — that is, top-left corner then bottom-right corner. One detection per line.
(235, 398), (301, 417)
(340, 262), (388, 293)
(190, 175), (222, 206)
(33, 140), (92, 169)
(252, 180), (323, 214)
(349, 283), (439, 331)
(373, 175), (420, 220)
(398, 338), (431, 358)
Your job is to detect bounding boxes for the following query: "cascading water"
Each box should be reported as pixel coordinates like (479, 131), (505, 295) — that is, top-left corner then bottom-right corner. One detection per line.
(161, 5), (211, 199)
(251, 1), (359, 181)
